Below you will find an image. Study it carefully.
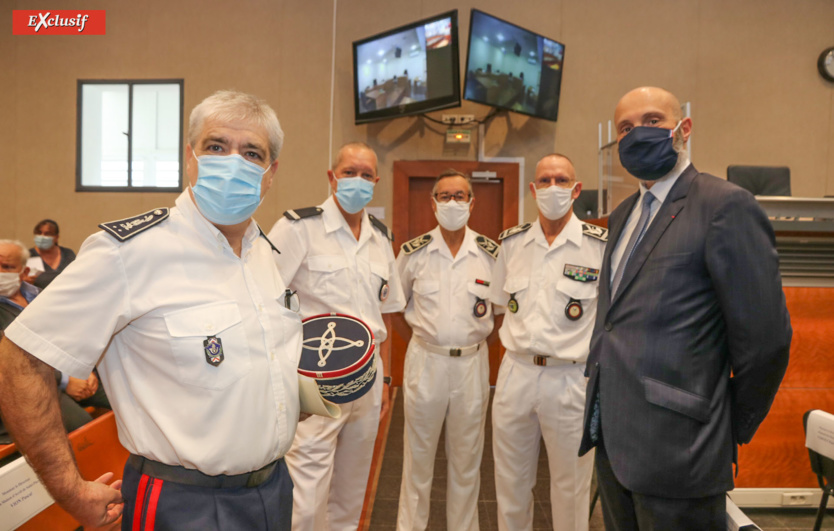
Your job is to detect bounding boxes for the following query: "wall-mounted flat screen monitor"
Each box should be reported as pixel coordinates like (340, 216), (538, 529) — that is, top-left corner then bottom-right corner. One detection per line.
(463, 9), (565, 122)
(353, 10), (461, 124)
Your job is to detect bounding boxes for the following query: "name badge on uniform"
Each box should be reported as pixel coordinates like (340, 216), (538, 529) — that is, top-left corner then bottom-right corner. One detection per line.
(473, 297), (487, 318)
(204, 336), (224, 367)
(565, 298), (583, 321)
(563, 264), (599, 282)
(379, 279), (390, 302)
(508, 293), (519, 314)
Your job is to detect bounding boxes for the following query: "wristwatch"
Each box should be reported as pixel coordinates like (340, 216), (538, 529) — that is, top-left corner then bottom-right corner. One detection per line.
(383, 376), (392, 385)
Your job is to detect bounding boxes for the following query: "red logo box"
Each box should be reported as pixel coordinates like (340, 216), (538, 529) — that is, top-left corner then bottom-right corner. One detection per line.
(13, 10), (106, 35)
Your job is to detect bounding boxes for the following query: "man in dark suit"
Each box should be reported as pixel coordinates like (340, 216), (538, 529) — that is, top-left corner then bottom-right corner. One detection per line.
(579, 86), (791, 530)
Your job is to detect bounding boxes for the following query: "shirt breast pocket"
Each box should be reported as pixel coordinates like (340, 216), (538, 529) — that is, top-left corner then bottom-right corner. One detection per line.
(413, 279), (440, 314)
(503, 277), (529, 309)
(370, 260), (389, 296)
(308, 254), (351, 304)
(555, 277), (598, 301)
(164, 301), (252, 390)
(468, 282), (491, 318)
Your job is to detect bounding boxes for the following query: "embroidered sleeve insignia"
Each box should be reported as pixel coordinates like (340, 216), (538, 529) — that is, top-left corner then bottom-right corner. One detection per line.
(368, 214), (394, 241)
(401, 233), (432, 255)
(498, 223), (532, 241)
(582, 223), (608, 242)
(99, 208), (169, 242)
(475, 235), (499, 259)
(283, 207), (323, 221)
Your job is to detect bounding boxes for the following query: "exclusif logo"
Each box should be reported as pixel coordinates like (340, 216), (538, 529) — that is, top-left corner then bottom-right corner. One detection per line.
(13, 10), (106, 35)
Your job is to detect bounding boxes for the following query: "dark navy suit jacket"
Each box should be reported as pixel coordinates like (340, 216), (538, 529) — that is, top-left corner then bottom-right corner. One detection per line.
(579, 164), (791, 498)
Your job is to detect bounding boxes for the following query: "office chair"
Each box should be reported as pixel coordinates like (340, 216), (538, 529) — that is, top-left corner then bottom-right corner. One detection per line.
(727, 165), (791, 196)
(573, 189), (599, 220)
(803, 409), (834, 531)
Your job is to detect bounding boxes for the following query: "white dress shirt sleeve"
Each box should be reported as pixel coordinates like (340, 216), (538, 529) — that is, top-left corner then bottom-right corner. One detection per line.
(489, 242), (510, 307)
(5, 234), (132, 379)
(380, 239), (406, 314)
(395, 250), (414, 304)
(267, 217), (308, 286)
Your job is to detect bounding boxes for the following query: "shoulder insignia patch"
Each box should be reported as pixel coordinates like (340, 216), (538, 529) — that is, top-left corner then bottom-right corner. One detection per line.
(475, 235), (499, 259)
(368, 214), (394, 242)
(401, 233), (432, 255)
(99, 208), (169, 242)
(582, 223), (608, 242)
(499, 223), (532, 241)
(283, 207), (323, 221)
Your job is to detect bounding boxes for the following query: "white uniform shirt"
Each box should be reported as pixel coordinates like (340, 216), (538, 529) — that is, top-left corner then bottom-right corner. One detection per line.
(397, 226), (496, 347)
(490, 215), (606, 361)
(5, 192), (302, 475)
(267, 195), (405, 339)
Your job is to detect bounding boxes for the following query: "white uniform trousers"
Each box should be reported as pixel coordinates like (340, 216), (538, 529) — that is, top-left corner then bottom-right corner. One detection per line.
(492, 353), (593, 531)
(396, 339), (490, 531)
(286, 355), (383, 531)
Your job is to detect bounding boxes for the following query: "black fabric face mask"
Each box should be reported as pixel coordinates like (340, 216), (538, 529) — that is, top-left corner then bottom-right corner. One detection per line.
(618, 123), (681, 181)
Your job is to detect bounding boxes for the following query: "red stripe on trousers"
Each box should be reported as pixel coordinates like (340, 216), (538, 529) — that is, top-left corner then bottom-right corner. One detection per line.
(144, 478), (163, 531)
(132, 474), (150, 531)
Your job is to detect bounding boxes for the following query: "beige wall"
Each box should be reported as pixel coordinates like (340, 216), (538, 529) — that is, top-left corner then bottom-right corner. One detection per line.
(3, 0), (833, 251)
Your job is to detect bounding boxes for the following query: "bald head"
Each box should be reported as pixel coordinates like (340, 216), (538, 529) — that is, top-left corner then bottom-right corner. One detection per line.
(614, 87), (688, 141)
(332, 142), (378, 174)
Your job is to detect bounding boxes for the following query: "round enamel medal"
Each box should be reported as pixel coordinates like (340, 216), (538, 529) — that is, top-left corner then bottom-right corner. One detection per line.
(474, 298), (487, 318)
(508, 294), (519, 314)
(565, 298), (583, 321)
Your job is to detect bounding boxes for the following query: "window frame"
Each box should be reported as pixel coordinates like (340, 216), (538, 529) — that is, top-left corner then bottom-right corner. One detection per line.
(76, 79), (185, 193)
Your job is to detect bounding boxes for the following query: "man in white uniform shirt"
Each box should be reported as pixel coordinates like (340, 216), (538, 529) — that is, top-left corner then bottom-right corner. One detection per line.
(0, 90), (302, 531)
(393, 170), (500, 531)
(268, 142), (405, 531)
(490, 154), (607, 531)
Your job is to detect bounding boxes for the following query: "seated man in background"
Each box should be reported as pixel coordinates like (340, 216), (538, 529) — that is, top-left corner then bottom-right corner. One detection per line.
(25, 219), (76, 289)
(0, 239), (109, 444)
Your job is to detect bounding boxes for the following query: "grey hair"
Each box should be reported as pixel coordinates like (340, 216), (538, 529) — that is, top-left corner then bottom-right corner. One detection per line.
(431, 169), (474, 198)
(189, 90), (284, 162)
(0, 239), (30, 266)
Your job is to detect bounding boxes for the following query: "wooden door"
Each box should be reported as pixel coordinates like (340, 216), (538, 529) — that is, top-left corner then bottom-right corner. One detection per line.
(391, 160), (519, 386)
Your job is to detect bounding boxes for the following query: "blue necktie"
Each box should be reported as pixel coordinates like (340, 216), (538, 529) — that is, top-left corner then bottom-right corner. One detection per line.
(611, 192), (655, 297)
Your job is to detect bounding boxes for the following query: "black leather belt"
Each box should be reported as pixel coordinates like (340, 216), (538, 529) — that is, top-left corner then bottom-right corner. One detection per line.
(127, 454), (280, 489)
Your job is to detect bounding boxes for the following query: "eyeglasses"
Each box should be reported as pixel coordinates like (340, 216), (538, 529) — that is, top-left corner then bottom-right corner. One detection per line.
(433, 192), (471, 203)
(284, 289), (300, 313)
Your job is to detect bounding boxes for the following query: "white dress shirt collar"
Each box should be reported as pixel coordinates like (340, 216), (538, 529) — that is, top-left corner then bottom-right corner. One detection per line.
(524, 214), (584, 251)
(321, 195), (373, 247)
(176, 190), (260, 255)
(427, 225), (478, 261)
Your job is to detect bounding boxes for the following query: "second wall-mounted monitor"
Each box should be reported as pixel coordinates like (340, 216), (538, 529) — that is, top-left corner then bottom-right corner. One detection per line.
(464, 9), (565, 122)
(353, 10), (461, 124)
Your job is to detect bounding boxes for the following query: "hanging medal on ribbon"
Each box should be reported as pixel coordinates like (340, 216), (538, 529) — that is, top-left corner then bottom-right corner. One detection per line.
(508, 293), (519, 314)
(473, 297), (487, 318)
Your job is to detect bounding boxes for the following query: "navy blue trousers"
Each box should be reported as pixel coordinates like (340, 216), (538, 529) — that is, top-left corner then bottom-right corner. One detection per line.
(121, 459), (293, 531)
(595, 441), (726, 531)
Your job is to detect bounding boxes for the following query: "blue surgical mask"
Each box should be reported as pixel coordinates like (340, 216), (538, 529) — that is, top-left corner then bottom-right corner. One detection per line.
(335, 177), (374, 214)
(618, 121), (682, 181)
(34, 235), (55, 250)
(191, 153), (267, 226)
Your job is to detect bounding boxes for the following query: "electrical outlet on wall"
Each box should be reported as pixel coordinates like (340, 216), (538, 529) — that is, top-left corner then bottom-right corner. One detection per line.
(781, 492), (813, 506)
